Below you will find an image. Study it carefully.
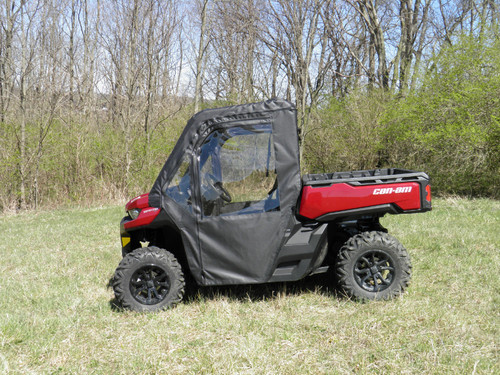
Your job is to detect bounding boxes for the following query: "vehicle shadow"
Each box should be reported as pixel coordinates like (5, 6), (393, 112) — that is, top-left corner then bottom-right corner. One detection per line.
(183, 273), (341, 304)
(107, 272), (344, 312)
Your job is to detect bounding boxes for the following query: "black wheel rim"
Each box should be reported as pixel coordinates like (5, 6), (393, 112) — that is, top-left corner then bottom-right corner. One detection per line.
(354, 250), (395, 293)
(130, 265), (170, 305)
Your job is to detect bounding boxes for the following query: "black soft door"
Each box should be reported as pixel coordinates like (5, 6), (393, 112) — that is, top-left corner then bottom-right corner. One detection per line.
(194, 122), (286, 285)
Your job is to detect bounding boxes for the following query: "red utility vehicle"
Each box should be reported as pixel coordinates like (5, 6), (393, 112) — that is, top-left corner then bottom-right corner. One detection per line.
(113, 99), (431, 311)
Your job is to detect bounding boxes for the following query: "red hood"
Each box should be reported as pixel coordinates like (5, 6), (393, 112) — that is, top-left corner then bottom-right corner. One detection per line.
(123, 193), (161, 230)
(125, 193), (150, 210)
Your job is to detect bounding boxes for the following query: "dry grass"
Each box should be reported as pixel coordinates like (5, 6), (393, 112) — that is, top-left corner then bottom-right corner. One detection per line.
(0, 198), (498, 374)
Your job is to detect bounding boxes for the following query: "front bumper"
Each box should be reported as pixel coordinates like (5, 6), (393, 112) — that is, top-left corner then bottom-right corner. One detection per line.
(120, 216), (132, 255)
(119, 207), (161, 255)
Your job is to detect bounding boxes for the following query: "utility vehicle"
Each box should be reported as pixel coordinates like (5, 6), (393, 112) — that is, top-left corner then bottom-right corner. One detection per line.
(113, 99), (431, 312)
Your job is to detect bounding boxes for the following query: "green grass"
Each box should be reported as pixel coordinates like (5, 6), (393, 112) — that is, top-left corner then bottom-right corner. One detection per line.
(0, 198), (498, 374)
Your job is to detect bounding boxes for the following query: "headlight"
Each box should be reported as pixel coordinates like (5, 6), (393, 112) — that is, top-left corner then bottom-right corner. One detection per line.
(128, 208), (141, 220)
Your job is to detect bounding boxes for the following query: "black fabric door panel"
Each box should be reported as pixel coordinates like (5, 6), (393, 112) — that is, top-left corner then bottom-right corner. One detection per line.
(198, 211), (283, 284)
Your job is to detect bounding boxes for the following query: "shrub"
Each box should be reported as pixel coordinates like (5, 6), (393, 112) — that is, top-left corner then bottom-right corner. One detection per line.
(382, 33), (500, 197)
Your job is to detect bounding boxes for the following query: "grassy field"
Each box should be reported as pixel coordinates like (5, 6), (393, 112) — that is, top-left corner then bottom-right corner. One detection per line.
(0, 198), (498, 374)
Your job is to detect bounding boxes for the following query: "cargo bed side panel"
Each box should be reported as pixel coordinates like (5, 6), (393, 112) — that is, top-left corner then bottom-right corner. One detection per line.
(299, 182), (421, 220)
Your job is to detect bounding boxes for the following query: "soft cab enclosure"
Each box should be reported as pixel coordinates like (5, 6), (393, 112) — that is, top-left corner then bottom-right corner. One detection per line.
(147, 99), (302, 285)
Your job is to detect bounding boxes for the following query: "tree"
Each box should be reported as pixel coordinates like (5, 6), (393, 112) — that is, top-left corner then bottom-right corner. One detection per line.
(194, 0), (209, 112)
(264, 0), (331, 161)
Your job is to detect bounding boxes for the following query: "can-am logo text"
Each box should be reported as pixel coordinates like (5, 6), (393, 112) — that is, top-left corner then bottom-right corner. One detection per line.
(373, 186), (413, 195)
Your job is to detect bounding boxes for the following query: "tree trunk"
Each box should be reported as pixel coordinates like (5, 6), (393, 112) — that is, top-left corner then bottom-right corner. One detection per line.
(194, 0), (209, 113)
(69, 0), (76, 105)
(356, 0), (389, 89)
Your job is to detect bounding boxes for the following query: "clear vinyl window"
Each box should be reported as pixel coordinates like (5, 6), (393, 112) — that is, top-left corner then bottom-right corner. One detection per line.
(165, 154), (192, 212)
(198, 124), (279, 217)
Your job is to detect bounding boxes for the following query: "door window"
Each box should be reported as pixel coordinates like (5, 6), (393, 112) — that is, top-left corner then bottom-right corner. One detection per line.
(198, 124), (279, 217)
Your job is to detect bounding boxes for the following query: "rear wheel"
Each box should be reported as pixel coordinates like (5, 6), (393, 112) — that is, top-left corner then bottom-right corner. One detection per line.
(113, 247), (185, 312)
(335, 231), (412, 300)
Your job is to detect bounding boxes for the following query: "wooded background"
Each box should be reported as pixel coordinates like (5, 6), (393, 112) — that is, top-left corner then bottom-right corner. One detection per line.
(0, 0), (498, 211)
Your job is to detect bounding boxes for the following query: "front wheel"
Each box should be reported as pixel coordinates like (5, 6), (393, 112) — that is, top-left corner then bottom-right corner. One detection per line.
(113, 247), (185, 312)
(335, 231), (412, 300)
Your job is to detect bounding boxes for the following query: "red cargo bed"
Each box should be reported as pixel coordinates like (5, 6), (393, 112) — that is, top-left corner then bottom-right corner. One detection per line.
(299, 168), (431, 221)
